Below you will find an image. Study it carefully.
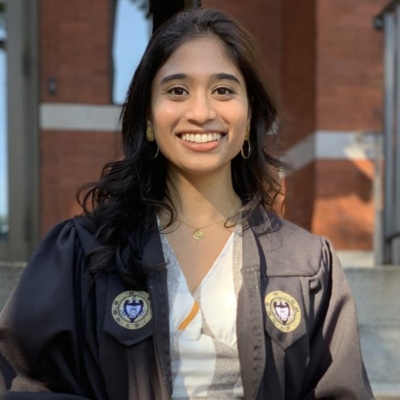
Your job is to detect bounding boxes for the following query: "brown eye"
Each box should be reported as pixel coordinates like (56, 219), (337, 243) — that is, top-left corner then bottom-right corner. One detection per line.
(168, 86), (188, 96)
(214, 86), (235, 96)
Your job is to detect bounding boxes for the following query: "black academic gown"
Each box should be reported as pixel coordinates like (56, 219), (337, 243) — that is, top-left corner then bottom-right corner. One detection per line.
(0, 210), (374, 400)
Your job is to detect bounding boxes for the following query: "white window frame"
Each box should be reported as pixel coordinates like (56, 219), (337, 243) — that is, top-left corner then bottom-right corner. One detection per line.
(0, 0), (39, 261)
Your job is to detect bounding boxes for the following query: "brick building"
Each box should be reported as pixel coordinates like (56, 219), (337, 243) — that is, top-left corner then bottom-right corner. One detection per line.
(0, 0), (389, 261)
(1, 0), (400, 395)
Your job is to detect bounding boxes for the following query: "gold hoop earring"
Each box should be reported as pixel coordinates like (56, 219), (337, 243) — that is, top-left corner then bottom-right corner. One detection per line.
(153, 146), (160, 159)
(241, 140), (251, 159)
(146, 125), (155, 142)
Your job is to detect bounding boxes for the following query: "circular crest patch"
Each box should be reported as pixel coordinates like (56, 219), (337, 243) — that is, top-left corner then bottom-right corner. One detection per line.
(264, 291), (301, 333)
(112, 291), (152, 330)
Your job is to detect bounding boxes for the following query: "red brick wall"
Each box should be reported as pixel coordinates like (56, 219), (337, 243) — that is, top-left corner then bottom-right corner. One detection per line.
(40, 0), (113, 104)
(283, 0), (384, 245)
(316, 0), (386, 130)
(312, 159), (374, 250)
(281, 0), (317, 149)
(41, 131), (121, 235)
(279, 0), (317, 230)
(40, 0), (117, 234)
(37, 0), (385, 250)
(284, 163), (316, 230)
(310, 0), (384, 249)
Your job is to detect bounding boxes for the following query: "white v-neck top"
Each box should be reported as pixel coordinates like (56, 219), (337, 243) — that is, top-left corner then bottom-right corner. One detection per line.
(159, 226), (244, 399)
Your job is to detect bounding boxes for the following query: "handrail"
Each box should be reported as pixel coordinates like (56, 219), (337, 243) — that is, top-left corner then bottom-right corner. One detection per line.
(387, 231), (400, 242)
(374, 1), (400, 264)
(374, 0), (400, 29)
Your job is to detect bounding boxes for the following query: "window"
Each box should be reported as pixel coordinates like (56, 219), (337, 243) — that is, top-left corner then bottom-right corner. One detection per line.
(112, 0), (152, 104)
(0, 0), (7, 241)
(0, 0), (39, 261)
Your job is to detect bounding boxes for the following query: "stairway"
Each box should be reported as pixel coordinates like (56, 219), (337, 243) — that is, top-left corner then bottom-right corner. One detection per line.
(345, 266), (400, 400)
(0, 261), (24, 308)
(1, 262), (399, 398)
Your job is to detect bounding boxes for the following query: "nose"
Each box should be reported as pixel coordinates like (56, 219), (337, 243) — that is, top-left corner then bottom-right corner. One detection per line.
(185, 92), (217, 124)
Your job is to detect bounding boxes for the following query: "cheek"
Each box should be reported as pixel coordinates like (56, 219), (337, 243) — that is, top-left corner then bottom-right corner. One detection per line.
(151, 102), (181, 133)
(227, 100), (249, 123)
(226, 104), (249, 137)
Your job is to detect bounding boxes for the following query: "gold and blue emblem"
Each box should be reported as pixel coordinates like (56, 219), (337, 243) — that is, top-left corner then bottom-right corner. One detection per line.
(265, 291), (301, 333)
(112, 290), (152, 330)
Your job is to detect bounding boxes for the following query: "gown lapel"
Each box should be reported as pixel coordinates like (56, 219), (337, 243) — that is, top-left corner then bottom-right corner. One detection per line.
(142, 225), (172, 399)
(237, 210), (267, 399)
(237, 207), (283, 399)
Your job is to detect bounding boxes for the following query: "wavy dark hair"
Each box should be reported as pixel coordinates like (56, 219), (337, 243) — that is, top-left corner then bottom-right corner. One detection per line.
(78, 8), (282, 289)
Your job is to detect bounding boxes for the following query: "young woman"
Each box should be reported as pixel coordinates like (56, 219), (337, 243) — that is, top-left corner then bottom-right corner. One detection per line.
(0, 8), (373, 400)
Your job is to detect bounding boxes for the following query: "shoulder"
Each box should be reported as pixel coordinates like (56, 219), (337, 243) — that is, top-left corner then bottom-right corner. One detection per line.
(0, 218), (96, 370)
(5, 215), (99, 322)
(273, 214), (322, 246)
(253, 210), (333, 277)
(39, 215), (98, 252)
(13, 216), (99, 292)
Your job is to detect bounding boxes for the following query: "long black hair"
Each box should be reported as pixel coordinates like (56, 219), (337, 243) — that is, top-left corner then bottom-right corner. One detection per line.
(78, 8), (282, 289)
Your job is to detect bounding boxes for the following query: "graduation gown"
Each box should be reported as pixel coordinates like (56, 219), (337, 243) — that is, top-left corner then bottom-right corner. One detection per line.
(0, 210), (374, 399)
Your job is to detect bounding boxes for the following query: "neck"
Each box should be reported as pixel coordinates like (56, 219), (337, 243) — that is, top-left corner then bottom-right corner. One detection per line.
(165, 165), (241, 226)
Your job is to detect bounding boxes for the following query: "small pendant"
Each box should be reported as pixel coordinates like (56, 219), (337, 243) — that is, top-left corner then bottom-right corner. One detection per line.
(192, 229), (204, 240)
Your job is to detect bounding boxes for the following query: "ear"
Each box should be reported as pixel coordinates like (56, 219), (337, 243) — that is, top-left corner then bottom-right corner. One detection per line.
(246, 112), (251, 130)
(247, 107), (252, 127)
(146, 109), (152, 124)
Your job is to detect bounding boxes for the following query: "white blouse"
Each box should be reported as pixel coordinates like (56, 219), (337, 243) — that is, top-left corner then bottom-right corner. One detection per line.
(159, 226), (244, 399)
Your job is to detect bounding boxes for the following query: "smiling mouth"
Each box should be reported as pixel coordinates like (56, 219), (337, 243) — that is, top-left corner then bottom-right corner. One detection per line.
(178, 132), (224, 144)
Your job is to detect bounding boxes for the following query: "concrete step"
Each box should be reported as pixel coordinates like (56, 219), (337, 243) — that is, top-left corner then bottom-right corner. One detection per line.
(345, 266), (400, 390)
(1, 263), (400, 397)
(372, 384), (400, 400)
(0, 261), (25, 310)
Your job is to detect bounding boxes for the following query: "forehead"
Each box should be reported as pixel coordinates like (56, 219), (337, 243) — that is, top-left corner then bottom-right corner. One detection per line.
(153, 37), (244, 84)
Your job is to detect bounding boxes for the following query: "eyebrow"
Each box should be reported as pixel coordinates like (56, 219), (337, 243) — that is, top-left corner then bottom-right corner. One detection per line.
(159, 72), (241, 85)
(160, 73), (188, 85)
(212, 73), (241, 84)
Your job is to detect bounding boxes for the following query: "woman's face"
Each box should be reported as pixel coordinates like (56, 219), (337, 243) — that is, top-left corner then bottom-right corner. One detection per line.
(150, 37), (250, 176)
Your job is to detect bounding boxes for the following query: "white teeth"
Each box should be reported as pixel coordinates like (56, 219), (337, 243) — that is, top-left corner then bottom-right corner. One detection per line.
(180, 133), (223, 143)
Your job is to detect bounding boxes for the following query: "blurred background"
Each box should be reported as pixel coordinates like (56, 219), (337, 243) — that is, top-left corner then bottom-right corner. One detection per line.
(0, 0), (399, 398)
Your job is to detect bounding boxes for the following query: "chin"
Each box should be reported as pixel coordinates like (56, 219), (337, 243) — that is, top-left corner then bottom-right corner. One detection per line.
(167, 155), (233, 177)
(181, 162), (230, 177)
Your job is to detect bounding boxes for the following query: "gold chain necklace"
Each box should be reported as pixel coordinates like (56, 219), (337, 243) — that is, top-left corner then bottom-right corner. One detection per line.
(177, 217), (228, 240)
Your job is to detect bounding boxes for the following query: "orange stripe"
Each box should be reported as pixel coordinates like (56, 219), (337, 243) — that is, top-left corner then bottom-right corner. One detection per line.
(178, 301), (200, 331)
